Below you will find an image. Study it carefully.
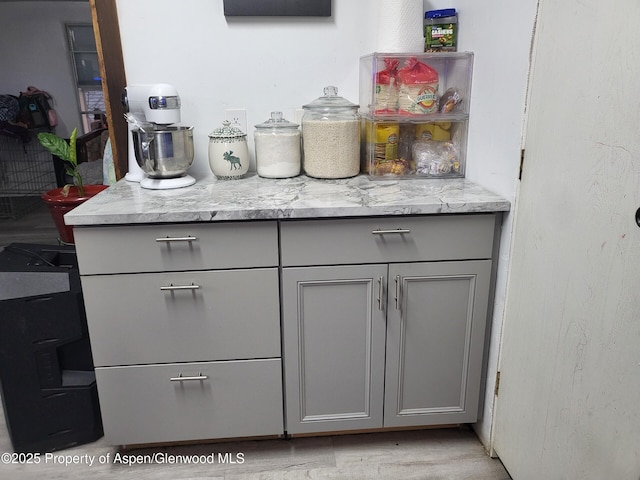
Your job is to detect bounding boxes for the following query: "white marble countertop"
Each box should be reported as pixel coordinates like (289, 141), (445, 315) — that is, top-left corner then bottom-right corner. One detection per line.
(64, 174), (511, 226)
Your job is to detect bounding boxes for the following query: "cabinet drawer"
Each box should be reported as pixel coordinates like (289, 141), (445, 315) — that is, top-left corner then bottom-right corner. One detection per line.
(74, 221), (278, 275)
(95, 359), (283, 445)
(280, 215), (496, 266)
(82, 268), (280, 366)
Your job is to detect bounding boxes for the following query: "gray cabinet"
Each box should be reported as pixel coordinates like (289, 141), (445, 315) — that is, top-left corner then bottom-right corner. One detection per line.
(75, 221), (284, 446)
(95, 359), (283, 445)
(282, 265), (387, 434)
(384, 260), (491, 427)
(281, 215), (496, 434)
(74, 213), (499, 443)
(74, 221), (279, 275)
(81, 268), (280, 367)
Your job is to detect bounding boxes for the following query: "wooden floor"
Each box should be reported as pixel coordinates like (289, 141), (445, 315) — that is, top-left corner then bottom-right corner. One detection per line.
(0, 207), (511, 479)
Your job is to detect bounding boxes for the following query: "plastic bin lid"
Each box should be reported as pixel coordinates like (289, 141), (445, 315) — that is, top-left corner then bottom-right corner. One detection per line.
(425, 8), (457, 19)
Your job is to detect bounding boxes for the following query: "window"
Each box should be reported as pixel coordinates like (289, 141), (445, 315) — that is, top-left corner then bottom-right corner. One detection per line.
(66, 24), (106, 133)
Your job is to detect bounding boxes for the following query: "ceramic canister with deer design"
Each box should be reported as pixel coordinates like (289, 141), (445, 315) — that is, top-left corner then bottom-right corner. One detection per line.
(208, 120), (250, 179)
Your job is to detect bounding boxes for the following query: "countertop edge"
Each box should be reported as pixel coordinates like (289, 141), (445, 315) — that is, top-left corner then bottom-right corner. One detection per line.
(64, 176), (511, 226)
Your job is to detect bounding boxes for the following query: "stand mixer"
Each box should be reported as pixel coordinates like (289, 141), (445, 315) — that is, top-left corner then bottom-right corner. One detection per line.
(122, 84), (196, 189)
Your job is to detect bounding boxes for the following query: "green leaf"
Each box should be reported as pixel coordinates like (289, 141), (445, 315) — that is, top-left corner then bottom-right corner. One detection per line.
(37, 132), (71, 162)
(38, 128), (84, 196)
(69, 128), (78, 166)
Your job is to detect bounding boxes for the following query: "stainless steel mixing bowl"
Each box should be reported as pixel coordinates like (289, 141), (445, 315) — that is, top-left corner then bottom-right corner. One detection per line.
(132, 126), (194, 178)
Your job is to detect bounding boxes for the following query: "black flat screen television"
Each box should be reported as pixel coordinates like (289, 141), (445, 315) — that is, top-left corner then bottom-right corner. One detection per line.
(223, 0), (331, 17)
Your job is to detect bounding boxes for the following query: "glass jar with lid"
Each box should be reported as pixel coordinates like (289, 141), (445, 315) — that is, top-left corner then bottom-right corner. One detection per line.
(254, 111), (301, 178)
(302, 86), (360, 179)
(208, 120), (250, 179)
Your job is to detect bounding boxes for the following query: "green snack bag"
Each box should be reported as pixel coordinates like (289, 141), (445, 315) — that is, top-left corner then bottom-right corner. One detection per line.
(424, 8), (458, 52)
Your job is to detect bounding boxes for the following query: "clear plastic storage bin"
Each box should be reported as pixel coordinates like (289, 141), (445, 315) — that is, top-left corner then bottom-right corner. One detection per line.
(359, 52), (473, 179)
(362, 117), (468, 178)
(359, 52), (473, 116)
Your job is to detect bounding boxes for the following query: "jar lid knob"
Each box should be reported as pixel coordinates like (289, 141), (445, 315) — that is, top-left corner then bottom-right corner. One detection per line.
(323, 86), (338, 97)
(271, 111), (284, 122)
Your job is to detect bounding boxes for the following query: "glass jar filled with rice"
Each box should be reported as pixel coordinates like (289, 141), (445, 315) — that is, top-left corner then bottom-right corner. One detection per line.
(301, 86), (360, 179)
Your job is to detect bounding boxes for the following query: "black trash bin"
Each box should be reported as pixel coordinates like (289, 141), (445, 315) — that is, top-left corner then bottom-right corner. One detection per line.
(0, 243), (103, 453)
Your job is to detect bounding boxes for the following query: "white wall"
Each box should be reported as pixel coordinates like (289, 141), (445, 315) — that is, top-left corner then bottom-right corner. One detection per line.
(116, 0), (537, 448)
(116, 0), (378, 179)
(0, 1), (91, 138)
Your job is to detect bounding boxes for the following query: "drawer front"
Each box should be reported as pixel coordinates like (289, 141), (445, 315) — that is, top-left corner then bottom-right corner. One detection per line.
(95, 359), (283, 445)
(82, 268), (280, 366)
(280, 214), (496, 266)
(74, 221), (278, 275)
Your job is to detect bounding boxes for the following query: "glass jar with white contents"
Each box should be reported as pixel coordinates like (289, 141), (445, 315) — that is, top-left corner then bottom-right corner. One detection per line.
(254, 111), (301, 178)
(302, 86), (360, 179)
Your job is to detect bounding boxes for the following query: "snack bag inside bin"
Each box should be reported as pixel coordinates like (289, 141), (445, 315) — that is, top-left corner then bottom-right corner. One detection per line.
(397, 57), (439, 115)
(374, 58), (399, 114)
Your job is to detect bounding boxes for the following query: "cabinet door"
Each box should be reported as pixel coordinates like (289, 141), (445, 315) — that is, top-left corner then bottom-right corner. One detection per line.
(282, 265), (387, 434)
(384, 260), (491, 427)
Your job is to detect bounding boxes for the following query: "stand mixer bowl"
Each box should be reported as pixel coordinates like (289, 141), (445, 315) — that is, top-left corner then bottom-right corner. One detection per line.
(132, 126), (194, 178)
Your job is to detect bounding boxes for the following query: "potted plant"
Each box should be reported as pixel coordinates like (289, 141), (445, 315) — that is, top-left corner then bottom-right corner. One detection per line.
(38, 128), (108, 244)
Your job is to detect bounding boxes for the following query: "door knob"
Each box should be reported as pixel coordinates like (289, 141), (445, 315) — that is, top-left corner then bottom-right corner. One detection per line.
(636, 208), (640, 228)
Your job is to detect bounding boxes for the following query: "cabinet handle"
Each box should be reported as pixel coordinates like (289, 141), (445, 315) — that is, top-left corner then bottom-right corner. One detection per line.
(170, 372), (208, 382)
(155, 236), (198, 243)
(394, 275), (400, 310)
(371, 228), (411, 235)
(160, 283), (200, 291)
(377, 276), (384, 310)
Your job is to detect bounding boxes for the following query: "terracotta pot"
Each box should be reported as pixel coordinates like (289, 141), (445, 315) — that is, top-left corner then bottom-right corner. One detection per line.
(42, 185), (109, 244)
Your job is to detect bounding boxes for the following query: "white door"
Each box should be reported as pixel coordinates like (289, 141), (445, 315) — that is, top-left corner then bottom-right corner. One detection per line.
(493, 0), (640, 478)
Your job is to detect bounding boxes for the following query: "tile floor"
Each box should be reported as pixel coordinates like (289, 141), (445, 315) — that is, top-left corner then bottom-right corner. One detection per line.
(0, 206), (511, 479)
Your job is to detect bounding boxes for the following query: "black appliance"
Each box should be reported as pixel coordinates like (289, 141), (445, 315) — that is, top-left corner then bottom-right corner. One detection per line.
(0, 243), (103, 452)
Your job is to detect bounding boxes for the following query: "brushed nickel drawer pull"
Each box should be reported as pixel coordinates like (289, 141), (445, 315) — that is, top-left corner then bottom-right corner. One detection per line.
(371, 228), (411, 235)
(160, 283), (200, 291)
(155, 236), (198, 243)
(170, 373), (208, 382)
